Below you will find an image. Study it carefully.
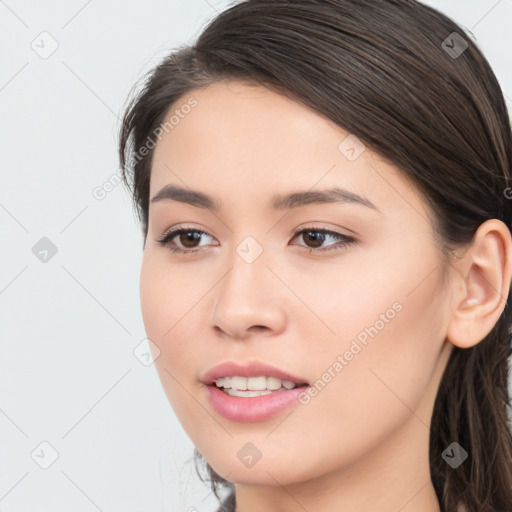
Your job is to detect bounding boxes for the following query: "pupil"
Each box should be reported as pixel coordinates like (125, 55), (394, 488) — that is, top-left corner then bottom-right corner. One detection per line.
(304, 231), (324, 248)
(181, 231), (200, 248)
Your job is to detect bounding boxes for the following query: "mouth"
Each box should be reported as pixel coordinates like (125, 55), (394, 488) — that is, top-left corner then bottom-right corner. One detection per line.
(203, 371), (311, 422)
(201, 361), (309, 393)
(212, 375), (308, 397)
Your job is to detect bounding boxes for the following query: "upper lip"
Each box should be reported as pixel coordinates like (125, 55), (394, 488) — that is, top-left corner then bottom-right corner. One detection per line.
(201, 361), (309, 386)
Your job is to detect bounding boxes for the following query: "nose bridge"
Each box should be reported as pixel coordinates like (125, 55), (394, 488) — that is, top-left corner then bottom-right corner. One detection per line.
(211, 233), (286, 336)
(221, 234), (270, 302)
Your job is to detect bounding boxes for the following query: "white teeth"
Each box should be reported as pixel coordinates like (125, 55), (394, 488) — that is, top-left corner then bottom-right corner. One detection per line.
(214, 375), (298, 391)
(230, 376), (248, 390)
(224, 389), (273, 397)
(266, 376), (282, 390)
(247, 376), (267, 390)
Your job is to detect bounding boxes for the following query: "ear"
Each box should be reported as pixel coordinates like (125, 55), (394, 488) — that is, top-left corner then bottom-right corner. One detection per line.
(446, 219), (512, 349)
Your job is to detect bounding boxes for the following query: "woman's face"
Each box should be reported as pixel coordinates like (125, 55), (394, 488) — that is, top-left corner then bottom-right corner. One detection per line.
(141, 81), (454, 487)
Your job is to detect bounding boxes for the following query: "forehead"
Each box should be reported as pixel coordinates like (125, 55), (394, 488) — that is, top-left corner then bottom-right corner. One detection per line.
(152, 80), (344, 167)
(149, 81), (426, 219)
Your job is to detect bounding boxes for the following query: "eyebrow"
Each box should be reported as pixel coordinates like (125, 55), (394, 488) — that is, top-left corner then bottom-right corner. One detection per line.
(150, 184), (380, 212)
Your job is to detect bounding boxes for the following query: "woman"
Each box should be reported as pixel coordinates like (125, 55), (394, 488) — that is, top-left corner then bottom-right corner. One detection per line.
(118, 1), (512, 511)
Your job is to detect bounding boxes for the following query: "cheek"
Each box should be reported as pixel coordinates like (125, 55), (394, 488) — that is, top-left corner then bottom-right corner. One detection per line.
(139, 251), (200, 340)
(139, 254), (168, 341)
(139, 251), (208, 415)
(139, 254), (185, 387)
(293, 247), (448, 444)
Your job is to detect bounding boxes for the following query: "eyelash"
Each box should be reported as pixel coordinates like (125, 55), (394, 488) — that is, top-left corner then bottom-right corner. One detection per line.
(156, 225), (357, 254)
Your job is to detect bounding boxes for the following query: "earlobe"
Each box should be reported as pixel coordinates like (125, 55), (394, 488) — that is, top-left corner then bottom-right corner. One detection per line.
(446, 219), (512, 350)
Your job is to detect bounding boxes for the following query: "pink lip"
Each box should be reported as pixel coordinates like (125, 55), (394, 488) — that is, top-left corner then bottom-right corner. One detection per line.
(200, 361), (310, 422)
(204, 384), (309, 422)
(200, 361), (309, 385)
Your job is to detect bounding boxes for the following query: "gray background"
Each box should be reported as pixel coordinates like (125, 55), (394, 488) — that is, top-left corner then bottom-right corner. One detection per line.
(1, 1), (511, 511)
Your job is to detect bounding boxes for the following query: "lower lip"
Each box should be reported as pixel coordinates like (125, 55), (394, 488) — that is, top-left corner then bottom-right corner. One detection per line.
(204, 384), (309, 422)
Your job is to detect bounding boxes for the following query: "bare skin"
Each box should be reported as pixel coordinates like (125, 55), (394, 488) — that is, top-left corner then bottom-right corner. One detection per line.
(139, 81), (512, 512)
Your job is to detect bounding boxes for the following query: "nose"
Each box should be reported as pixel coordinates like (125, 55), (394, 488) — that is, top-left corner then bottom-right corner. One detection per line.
(211, 241), (287, 340)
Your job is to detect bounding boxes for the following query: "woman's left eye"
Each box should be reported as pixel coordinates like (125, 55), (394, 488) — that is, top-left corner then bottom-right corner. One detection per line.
(291, 228), (357, 253)
(156, 226), (357, 254)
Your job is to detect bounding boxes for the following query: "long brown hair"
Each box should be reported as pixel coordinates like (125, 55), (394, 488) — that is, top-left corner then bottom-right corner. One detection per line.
(118, 1), (512, 510)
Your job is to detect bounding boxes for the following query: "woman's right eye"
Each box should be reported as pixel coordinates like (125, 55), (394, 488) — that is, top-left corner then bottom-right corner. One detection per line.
(156, 227), (217, 254)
